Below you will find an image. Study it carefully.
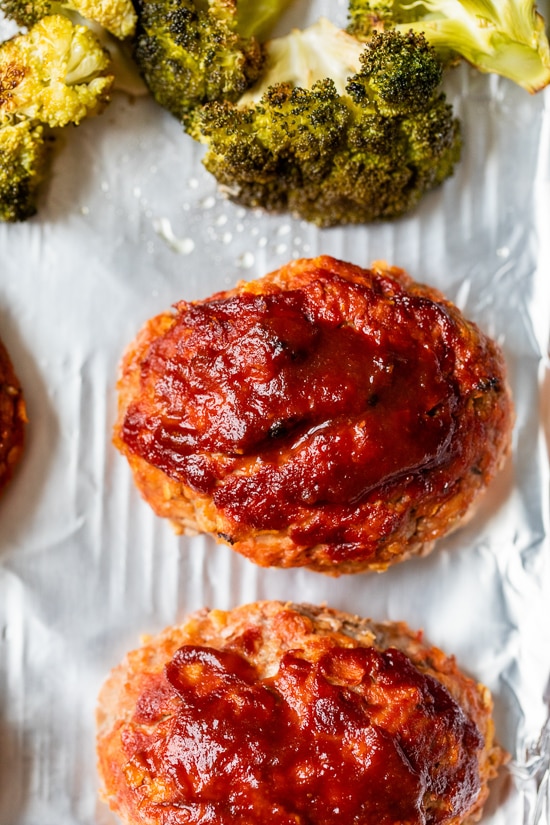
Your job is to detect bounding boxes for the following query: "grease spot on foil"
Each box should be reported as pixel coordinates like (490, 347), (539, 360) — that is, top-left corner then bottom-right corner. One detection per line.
(153, 218), (195, 255)
(201, 196), (216, 209)
(237, 252), (255, 269)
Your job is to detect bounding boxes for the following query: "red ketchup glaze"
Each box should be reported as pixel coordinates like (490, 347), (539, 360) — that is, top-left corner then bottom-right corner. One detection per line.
(121, 269), (464, 535)
(124, 644), (483, 825)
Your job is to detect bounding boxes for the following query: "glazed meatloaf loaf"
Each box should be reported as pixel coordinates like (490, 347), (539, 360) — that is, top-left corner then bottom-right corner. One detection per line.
(0, 335), (26, 494)
(114, 256), (513, 574)
(96, 601), (505, 825)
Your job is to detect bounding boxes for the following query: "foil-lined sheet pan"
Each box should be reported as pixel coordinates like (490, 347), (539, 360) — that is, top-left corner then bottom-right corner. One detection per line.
(0, 2), (549, 822)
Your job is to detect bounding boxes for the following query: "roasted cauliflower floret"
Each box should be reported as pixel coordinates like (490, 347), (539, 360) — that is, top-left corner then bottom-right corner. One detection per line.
(0, 0), (137, 40)
(0, 14), (114, 220)
(0, 15), (113, 127)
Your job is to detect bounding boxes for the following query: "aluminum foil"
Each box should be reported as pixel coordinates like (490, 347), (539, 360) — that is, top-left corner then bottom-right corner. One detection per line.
(0, 2), (549, 823)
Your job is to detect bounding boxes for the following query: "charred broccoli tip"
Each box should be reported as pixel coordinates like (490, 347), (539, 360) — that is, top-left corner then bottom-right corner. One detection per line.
(0, 120), (50, 222)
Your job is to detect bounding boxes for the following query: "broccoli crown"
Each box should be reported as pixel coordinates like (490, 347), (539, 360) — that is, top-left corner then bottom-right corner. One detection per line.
(133, 0), (266, 125)
(0, 119), (50, 221)
(0, 14), (114, 128)
(191, 27), (461, 228)
(348, 29), (443, 116)
(0, 0), (52, 28)
(347, 0), (550, 92)
(0, 0), (137, 39)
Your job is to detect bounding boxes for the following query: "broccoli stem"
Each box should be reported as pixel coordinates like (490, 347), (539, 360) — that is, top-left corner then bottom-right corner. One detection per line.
(348, 0), (550, 92)
(235, 0), (296, 40)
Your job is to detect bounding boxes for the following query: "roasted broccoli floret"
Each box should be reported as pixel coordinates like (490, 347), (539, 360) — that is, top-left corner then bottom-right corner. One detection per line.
(0, 120), (49, 221)
(132, 0), (294, 126)
(348, 0), (550, 93)
(0, 14), (114, 220)
(189, 22), (461, 227)
(1, 1), (56, 27)
(0, 0), (137, 39)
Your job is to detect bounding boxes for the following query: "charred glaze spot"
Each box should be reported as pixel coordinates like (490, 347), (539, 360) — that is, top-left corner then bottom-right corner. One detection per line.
(476, 376), (501, 393)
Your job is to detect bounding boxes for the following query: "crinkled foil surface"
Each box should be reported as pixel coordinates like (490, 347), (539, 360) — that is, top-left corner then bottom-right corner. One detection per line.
(0, 2), (549, 823)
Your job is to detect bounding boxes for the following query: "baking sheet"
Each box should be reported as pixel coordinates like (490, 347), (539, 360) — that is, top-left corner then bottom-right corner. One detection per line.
(0, 1), (549, 822)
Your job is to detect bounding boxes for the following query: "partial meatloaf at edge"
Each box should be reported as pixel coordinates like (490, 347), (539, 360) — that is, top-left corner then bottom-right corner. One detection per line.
(96, 601), (506, 825)
(0, 336), (26, 494)
(114, 256), (513, 574)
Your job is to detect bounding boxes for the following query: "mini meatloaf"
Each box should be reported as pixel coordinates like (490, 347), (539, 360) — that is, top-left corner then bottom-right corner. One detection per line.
(0, 336), (26, 494)
(96, 601), (505, 825)
(114, 256), (513, 574)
